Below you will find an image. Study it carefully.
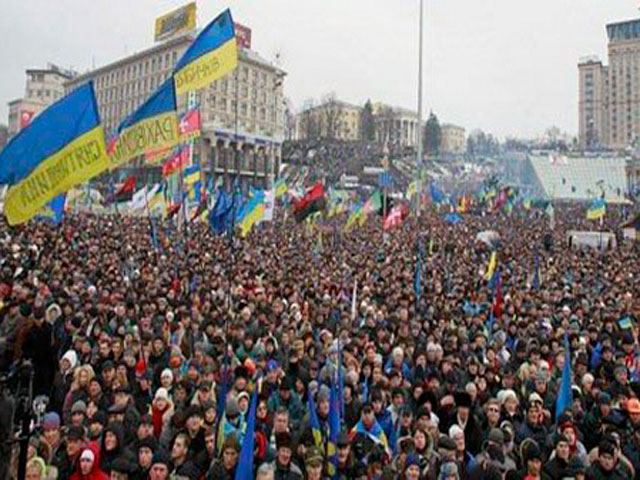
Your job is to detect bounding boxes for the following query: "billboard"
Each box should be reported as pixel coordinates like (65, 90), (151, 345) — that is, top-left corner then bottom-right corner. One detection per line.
(155, 2), (197, 42)
(235, 22), (252, 49)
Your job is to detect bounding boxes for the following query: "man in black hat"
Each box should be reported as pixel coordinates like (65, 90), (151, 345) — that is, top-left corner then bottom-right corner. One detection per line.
(444, 391), (482, 455)
(335, 431), (364, 478)
(586, 439), (631, 479)
(267, 376), (304, 429)
(269, 432), (303, 480)
(183, 405), (206, 457)
(148, 450), (171, 480)
(52, 425), (86, 480)
(506, 441), (550, 480)
(135, 437), (157, 480)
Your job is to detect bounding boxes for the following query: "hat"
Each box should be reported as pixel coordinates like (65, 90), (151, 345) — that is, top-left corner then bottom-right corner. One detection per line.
(555, 434), (570, 446)
(598, 392), (612, 405)
(266, 359), (279, 372)
(237, 391), (250, 403)
(43, 412), (61, 430)
(151, 450), (171, 467)
(448, 425), (464, 439)
(454, 391), (472, 408)
(71, 400), (87, 414)
(67, 425), (85, 441)
(108, 403), (127, 414)
(439, 462), (459, 479)
(279, 377), (292, 391)
(111, 456), (134, 474)
(80, 448), (95, 463)
(160, 368), (174, 382)
(528, 392), (544, 405)
(276, 432), (292, 451)
(523, 442), (542, 462)
(184, 405), (202, 420)
(305, 446), (324, 466)
(438, 435), (457, 451)
(487, 428), (504, 446)
(317, 385), (331, 403)
(225, 397), (240, 418)
(154, 387), (169, 402)
(337, 432), (350, 447)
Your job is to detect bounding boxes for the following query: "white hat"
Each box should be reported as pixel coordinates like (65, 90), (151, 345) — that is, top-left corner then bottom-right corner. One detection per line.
(61, 350), (78, 370)
(448, 425), (464, 439)
(154, 387), (169, 402)
(80, 449), (95, 462)
(161, 369), (174, 382)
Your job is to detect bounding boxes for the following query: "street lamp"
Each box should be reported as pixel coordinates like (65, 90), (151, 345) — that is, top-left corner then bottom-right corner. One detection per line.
(416, 0), (424, 215)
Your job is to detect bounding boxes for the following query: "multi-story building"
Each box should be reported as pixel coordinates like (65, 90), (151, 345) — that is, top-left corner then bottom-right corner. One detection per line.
(295, 100), (362, 141)
(371, 103), (419, 149)
(7, 64), (75, 137)
(578, 18), (640, 150)
(440, 123), (466, 155)
(66, 32), (286, 189)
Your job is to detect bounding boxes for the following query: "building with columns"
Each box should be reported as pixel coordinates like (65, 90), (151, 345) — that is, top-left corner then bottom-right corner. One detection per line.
(372, 102), (419, 149)
(65, 29), (286, 190)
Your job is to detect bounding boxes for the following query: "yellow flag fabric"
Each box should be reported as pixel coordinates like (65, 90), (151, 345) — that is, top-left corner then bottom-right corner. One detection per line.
(239, 204), (265, 237)
(484, 251), (497, 281)
(4, 126), (110, 225)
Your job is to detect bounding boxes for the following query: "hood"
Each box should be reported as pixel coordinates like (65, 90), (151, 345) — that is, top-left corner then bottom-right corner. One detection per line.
(102, 422), (124, 455)
(77, 441), (102, 476)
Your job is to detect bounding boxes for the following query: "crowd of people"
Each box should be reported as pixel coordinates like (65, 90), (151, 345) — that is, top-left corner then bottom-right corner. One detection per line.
(0, 198), (638, 480)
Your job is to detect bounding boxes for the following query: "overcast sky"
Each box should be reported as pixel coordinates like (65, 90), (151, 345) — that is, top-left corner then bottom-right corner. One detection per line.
(0, 0), (635, 138)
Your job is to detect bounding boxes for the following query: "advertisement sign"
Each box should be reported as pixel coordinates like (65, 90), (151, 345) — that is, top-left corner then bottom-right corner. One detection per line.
(234, 22), (252, 49)
(155, 2), (197, 42)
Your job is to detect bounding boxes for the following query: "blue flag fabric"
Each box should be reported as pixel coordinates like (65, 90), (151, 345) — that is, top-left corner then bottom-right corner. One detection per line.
(430, 183), (445, 204)
(414, 255), (422, 308)
(36, 194), (66, 225)
(556, 337), (573, 419)
(444, 212), (463, 224)
(235, 386), (258, 480)
(0, 82), (100, 185)
(117, 78), (176, 133)
(208, 190), (232, 235)
(327, 379), (341, 477)
(308, 388), (323, 447)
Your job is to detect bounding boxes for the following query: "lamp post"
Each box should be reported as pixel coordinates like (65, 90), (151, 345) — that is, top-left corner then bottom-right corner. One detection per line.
(416, 0), (424, 216)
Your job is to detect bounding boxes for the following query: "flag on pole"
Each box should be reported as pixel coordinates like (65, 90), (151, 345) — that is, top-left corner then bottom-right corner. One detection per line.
(586, 198), (606, 220)
(1, 82), (111, 225)
(430, 183), (445, 204)
(555, 336), (573, 419)
(351, 279), (358, 322)
(484, 251), (497, 281)
(109, 79), (179, 169)
(173, 9), (238, 95)
(234, 386), (258, 480)
(383, 203), (408, 231)
(326, 377), (341, 477)
(307, 389), (323, 448)
(179, 108), (201, 141)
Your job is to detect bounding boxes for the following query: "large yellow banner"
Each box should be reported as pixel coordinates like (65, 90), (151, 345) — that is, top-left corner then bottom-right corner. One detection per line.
(155, 3), (197, 42)
(108, 112), (180, 169)
(174, 38), (238, 95)
(4, 126), (110, 225)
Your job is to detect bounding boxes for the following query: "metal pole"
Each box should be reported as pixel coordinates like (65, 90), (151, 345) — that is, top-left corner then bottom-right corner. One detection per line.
(416, 0), (424, 216)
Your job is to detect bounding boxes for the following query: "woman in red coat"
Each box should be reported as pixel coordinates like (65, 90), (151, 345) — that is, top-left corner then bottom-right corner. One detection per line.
(70, 442), (108, 480)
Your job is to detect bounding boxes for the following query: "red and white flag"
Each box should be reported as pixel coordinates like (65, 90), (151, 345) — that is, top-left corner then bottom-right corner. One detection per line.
(179, 109), (201, 140)
(383, 203), (409, 231)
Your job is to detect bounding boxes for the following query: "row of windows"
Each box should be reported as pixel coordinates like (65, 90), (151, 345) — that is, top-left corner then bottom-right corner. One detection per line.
(95, 72), (170, 104)
(93, 51), (179, 89)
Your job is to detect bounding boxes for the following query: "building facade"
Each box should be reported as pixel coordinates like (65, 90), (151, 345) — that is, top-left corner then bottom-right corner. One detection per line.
(295, 100), (362, 141)
(372, 103), (419, 149)
(440, 123), (466, 154)
(7, 64), (75, 137)
(578, 19), (640, 150)
(66, 32), (286, 189)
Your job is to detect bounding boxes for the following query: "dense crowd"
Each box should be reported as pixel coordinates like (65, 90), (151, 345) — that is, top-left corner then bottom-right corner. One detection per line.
(0, 200), (639, 480)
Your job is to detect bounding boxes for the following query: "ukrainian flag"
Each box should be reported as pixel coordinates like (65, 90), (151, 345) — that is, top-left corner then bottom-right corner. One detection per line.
(586, 198), (606, 220)
(173, 9), (237, 95)
(307, 388), (323, 448)
(484, 251), (497, 281)
(183, 164), (201, 187)
(274, 178), (288, 199)
(0, 82), (110, 225)
(109, 79), (179, 169)
(237, 190), (265, 237)
(345, 204), (363, 231)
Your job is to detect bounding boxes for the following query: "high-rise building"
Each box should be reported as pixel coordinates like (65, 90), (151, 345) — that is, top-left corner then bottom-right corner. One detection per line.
(65, 30), (286, 189)
(578, 18), (640, 150)
(7, 64), (76, 138)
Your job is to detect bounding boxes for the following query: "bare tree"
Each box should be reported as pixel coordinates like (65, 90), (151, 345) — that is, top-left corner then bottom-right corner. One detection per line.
(321, 93), (344, 140)
(300, 98), (319, 140)
(376, 106), (399, 147)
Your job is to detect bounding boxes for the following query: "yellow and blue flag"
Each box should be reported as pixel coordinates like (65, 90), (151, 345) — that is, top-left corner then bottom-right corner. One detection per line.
(183, 164), (201, 188)
(326, 378), (341, 477)
(0, 82), (110, 225)
(237, 190), (265, 237)
(173, 9), (238, 95)
(307, 388), (324, 448)
(484, 251), (497, 281)
(109, 79), (179, 169)
(36, 194), (66, 225)
(274, 178), (288, 199)
(586, 198), (606, 220)
(234, 387), (258, 480)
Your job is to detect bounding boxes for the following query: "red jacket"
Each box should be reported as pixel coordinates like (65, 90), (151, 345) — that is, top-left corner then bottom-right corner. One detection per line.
(70, 442), (108, 480)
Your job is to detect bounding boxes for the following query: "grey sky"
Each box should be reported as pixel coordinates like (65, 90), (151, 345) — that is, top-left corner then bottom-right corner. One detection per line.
(0, 0), (635, 138)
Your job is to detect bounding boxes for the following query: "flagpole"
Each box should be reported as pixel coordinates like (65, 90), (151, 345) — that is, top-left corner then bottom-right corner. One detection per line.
(415, 0), (424, 217)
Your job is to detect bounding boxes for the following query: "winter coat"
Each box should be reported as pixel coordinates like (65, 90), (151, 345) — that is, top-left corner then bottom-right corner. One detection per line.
(70, 442), (109, 480)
